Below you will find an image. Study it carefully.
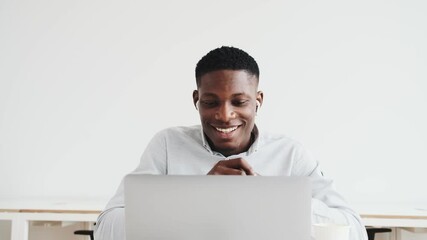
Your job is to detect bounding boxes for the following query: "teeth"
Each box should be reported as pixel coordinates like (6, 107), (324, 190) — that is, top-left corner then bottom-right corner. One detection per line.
(215, 126), (238, 133)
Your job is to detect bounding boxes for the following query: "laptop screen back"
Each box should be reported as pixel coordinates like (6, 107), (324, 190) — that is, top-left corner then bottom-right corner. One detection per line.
(125, 175), (311, 240)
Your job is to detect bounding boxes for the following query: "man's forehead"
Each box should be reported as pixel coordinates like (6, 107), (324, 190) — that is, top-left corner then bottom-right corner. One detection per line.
(198, 70), (258, 88)
(200, 69), (257, 79)
(200, 92), (252, 98)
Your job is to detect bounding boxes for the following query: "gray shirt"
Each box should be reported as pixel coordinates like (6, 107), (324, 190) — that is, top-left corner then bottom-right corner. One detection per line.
(95, 125), (368, 240)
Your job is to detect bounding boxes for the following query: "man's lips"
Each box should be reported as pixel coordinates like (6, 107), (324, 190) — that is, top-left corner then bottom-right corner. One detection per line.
(211, 125), (241, 134)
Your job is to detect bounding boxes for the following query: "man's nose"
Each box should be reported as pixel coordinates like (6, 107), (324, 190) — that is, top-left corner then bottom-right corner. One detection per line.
(215, 103), (236, 122)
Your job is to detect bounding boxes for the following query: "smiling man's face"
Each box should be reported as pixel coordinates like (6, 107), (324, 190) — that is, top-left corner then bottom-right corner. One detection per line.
(193, 69), (263, 157)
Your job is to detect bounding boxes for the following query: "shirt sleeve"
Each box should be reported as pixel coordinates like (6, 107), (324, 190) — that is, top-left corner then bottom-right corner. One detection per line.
(292, 144), (368, 240)
(94, 130), (168, 240)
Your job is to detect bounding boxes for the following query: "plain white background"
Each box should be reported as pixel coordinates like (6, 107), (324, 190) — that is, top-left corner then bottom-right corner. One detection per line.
(1, 0), (426, 208)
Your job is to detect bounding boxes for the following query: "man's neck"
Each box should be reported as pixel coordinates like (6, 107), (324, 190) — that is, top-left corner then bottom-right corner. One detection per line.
(205, 126), (258, 157)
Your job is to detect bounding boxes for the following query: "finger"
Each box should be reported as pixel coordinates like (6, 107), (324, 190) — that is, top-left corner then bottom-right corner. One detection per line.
(214, 165), (245, 175)
(207, 164), (243, 175)
(220, 158), (255, 176)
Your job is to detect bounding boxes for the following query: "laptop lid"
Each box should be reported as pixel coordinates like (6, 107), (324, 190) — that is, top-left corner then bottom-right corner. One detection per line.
(125, 175), (311, 240)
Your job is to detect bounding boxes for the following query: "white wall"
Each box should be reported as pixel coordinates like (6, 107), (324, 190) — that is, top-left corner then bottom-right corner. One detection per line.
(1, 0), (426, 205)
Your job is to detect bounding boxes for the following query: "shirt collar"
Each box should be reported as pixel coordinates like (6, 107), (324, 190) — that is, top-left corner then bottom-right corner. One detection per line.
(200, 125), (260, 156)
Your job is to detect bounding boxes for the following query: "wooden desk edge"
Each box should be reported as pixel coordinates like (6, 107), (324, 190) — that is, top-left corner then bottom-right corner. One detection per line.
(0, 209), (101, 214)
(361, 214), (427, 220)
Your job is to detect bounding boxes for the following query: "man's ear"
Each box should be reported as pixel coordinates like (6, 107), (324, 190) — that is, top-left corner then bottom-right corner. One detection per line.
(192, 90), (199, 109)
(256, 91), (264, 109)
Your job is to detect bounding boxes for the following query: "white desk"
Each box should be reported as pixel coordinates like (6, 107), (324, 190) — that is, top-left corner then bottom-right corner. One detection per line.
(356, 204), (427, 228)
(356, 204), (427, 240)
(0, 198), (105, 240)
(2, 201), (427, 240)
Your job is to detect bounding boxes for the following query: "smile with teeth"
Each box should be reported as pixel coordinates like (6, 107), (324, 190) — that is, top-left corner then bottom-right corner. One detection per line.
(214, 126), (239, 133)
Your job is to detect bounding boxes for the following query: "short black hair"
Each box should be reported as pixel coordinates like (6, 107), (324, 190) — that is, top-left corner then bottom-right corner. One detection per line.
(195, 46), (259, 87)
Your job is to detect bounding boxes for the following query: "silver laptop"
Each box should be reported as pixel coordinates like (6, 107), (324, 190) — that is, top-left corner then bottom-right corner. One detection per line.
(124, 175), (311, 240)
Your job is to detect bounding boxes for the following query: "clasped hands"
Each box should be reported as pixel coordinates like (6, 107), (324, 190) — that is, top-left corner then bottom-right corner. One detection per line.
(207, 158), (259, 176)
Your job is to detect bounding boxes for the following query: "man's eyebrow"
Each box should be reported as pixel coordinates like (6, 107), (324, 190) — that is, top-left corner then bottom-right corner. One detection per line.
(200, 93), (218, 98)
(231, 93), (251, 97)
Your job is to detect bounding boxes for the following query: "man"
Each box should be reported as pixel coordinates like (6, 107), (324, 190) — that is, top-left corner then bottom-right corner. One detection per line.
(95, 46), (368, 240)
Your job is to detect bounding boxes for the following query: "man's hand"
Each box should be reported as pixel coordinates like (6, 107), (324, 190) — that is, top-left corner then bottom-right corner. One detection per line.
(207, 158), (256, 176)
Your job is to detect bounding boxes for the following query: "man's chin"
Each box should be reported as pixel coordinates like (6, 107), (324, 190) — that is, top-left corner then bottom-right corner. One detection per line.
(211, 142), (240, 155)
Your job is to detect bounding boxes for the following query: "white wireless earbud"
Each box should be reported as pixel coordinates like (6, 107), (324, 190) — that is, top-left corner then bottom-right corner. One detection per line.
(256, 100), (261, 112)
(195, 101), (200, 110)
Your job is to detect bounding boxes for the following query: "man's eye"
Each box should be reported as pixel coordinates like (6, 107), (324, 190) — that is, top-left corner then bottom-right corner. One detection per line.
(201, 101), (217, 107)
(233, 100), (248, 106)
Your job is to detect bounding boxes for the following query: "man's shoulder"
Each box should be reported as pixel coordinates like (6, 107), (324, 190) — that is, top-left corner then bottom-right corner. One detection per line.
(159, 125), (201, 134)
(259, 130), (304, 149)
(155, 125), (201, 140)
